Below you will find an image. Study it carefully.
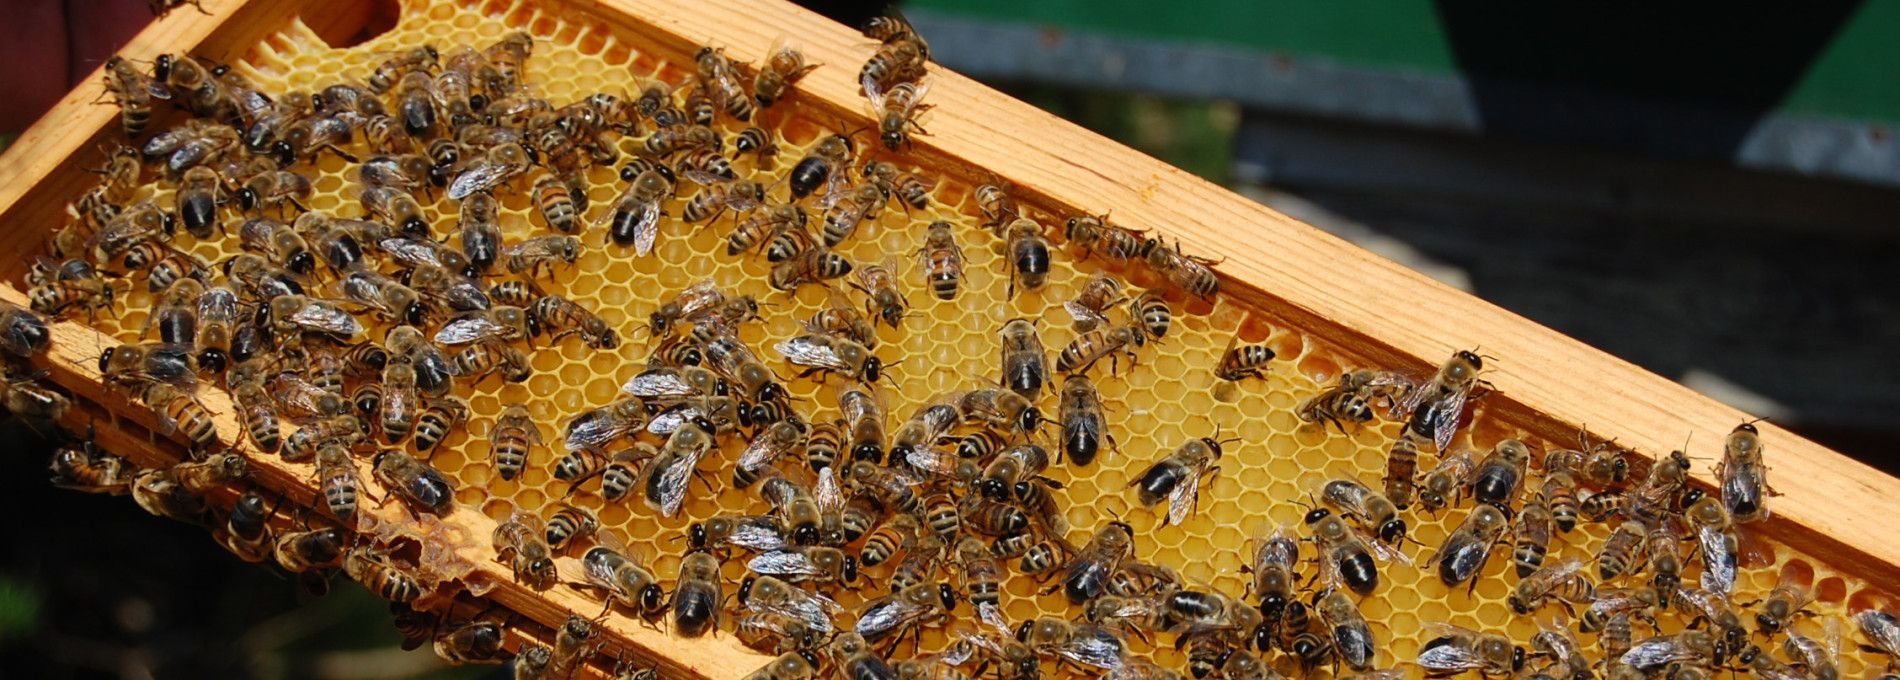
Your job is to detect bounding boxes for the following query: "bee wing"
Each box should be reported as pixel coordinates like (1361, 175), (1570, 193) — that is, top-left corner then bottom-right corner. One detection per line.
(291, 304), (364, 336)
(621, 370), (696, 399)
(813, 465), (843, 513)
(1164, 472), (1201, 527)
(448, 161), (514, 200)
(1417, 643), (1484, 672)
(1621, 637), (1696, 670)
(1428, 391), (1470, 453)
(649, 446), (708, 517)
(901, 80), (933, 118)
(632, 200), (661, 256)
(434, 317), (501, 345)
(1857, 612), (1900, 655)
(853, 596), (924, 640)
(939, 638), (978, 666)
(747, 550), (820, 577)
(726, 522), (789, 552)
(975, 602), (1011, 638)
(860, 72), (884, 107)
(564, 412), (629, 452)
(1696, 524), (1737, 594)
(736, 429), (792, 478)
(904, 447), (961, 478)
(774, 335), (846, 371)
(681, 169), (731, 187)
(1058, 626), (1124, 670)
(755, 589), (842, 633)
(1063, 300), (1110, 327)
(646, 404), (700, 436)
(727, 191), (765, 213)
(1366, 530), (1415, 566)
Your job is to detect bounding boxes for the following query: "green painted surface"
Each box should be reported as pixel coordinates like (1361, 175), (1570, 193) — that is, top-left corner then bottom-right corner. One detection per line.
(909, 0), (1458, 73)
(913, 0), (1900, 124)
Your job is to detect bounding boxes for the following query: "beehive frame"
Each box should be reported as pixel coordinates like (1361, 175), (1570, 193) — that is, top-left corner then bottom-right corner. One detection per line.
(3, 0), (1899, 677)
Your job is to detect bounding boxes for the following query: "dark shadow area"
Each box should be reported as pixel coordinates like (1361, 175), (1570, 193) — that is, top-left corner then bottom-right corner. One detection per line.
(1433, 2), (1864, 159)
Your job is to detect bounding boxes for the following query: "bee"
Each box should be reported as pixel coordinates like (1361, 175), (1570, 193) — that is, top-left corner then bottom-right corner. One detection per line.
(1214, 336), (1277, 382)
(502, 234), (580, 279)
(732, 127), (780, 162)
(89, 200), (174, 265)
(1399, 350), (1487, 453)
(870, 81), (932, 150)
(102, 56), (167, 136)
(530, 294), (618, 349)
(573, 539), (667, 622)
(1322, 477), (1410, 546)
(282, 414), (364, 464)
(510, 176), (582, 237)
(1431, 503), (1510, 589)
(1595, 519), (1648, 583)
(994, 218), (1054, 297)
(435, 305), (533, 348)
(441, 194), (503, 276)
(1685, 496), (1738, 594)
(263, 511), (342, 572)
(1144, 238), (1221, 299)
(735, 417), (811, 489)
(1306, 506), (1389, 596)
(1621, 630), (1720, 674)
(682, 178), (767, 224)
(492, 512), (557, 590)
(819, 183), (886, 247)
(543, 504), (598, 552)
(1055, 522), (1136, 605)
(446, 140), (534, 200)
(313, 442), (362, 523)
(477, 30), (531, 92)
(1014, 616), (1127, 672)
(1310, 588), (1377, 671)
(858, 163), (929, 214)
(1057, 322), (1149, 375)
(1466, 441), (1530, 514)
(1063, 213), (1149, 262)
(1044, 374), (1115, 469)
(1418, 623), (1526, 677)
(370, 358), (420, 443)
(5, 295), (59, 361)
(228, 376), (282, 454)
(958, 387), (1044, 437)
(214, 490), (277, 563)
(735, 575), (843, 643)
(1717, 421), (1774, 523)
(236, 170), (314, 216)
(1117, 433), (1223, 528)
(1673, 587), (1749, 654)
(28, 268), (115, 320)
(372, 448), (455, 514)
(361, 186), (431, 238)
(677, 146), (739, 183)
(726, 203), (805, 258)
(849, 460), (920, 514)
(1506, 557), (1596, 617)
(791, 133), (854, 200)
(1753, 569), (1813, 638)
(563, 397), (648, 453)
(452, 338), (532, 383)
(599, 443), (656, 503)
(358, 153), (434, 193)
(1512, 495), (1554, 578)
(1418, 446), (1478, 511)
(1855, 611), (1900, 659)
(367, 45), (438, 93)
(888, 396), (964, 462)
(749, 38), (819, 107)
(859, 17), (931, 98)
(856, 581), (959, 645)
(959, 495), (1029, 537)
(671, 551), (723, 638)
(889, 222), (967, 306)
(431, 619), (506, 665)
(640, 419), (717, 517)
(238, 219), (318, 279)
(1, 370), (68, 425)
(1244, 525), (1302, 632)
(48, 436), (135, 494)
(169, 165), (227, 238)
(862, 513), (924, 570)
(775, 332), (883, 383)
(412, 397), (469, 453)
(1298, 368), (1407, 433)
(1538, 454), (1584, 535)
(1580, 438), (1632, 486)
(605, 167), (675, 254)
(766, 244), (854, 290)
(1053, 275), (1124, 332)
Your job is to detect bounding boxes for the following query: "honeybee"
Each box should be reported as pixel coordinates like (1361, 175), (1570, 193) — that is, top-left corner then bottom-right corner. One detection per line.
(361, 186), (431, 238)
(1507, 558), (1596, 617)
(367, 45), (438, 93)
(273, 522), (346, 573)
(958, 387), (1044, 437)
(749, 545), (862, 589)
(1621, 630), (1720, 673)
(1214, 337), (1277, 382)
(447, 142), (534, 200)
(733, 126), (780, 162)
(727, 203), (806, 257)
(862, 161), (930, 212)
(173, 165), (224, 238)
(493, 511), (558, 590)
(1471, 438), (1531, 510)
(103, 56), (168, 136)
(215, 490), (276, 563)
(1307, 588), (1377, 671)
(314, 442), (362, 523)
(1400, 349), (1488, 452)
(1685, 496), (1738, 594)
(580, 538), (667, 620)
(774, 333), (883, 384)
(236, 170), (314, 216)
(672, 550), (723, 638)
(678, 178), (765, 227)
(48, 437), (136, 494)
(1753, 569), (1814, 637)
(997, 218), (1054, 297)
(434, 305), (532, 347)
(640, 418), (717, 517)
(1323, 478), (1411, 548)
(819, 183), (886, 247)
(1056, 323), (1147, 375)
(1717, 421), (1775, 523)
(1431, 503), (1510, 589)
(897, 220), (968, 303)
(1060, 213), (1146, 262)
(767, 248), (855, 293)
(543, 503), (598, 551)
(411, 397), (468, 453)
(500, 234), (579, 279)
(1298, 368), (1408, 433)
(358, 154), (433, 193)
(859, 16), (931, 98)
(737, 574), (844, 637)
(2, 370), (68, 425)
(1306, 506), (1394, 596)
(1855, 610), (1900, 659)
(870, 81), (932, 150)
(0, 303), (47, 361)
(100, 342), (196, 389)
(604, 167), (675, 254)
(560, 397), (645, 452)
(1595, 519), (1647, 583)
(432, 618), (506, 665)
(1418, 623), (1526, 677)
(856, 581), (959, 645)
(27, 267), (115, 321)
(372, 448), (456, 515)
(1418, 446), (1478, 511)
(1512, 495), (1554, 578)
(735, 417), (811, 489)
(1050, 374), (1114, 468)
(791, 133), (855, 201)
(530, 294), (617, 349)
(1054, 522), (1137, 605)
(753, 38), (819, 107)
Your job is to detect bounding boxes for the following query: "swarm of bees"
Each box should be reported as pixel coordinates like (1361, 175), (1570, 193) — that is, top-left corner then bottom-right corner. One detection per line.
(23, 6), (1897, 680)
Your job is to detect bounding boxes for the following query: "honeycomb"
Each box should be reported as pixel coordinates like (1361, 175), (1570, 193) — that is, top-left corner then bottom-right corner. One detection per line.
(54, 0), (1898, 676)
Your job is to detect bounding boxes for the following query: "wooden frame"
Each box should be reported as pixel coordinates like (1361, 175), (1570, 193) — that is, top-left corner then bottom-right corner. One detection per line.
(3, 0), (1897, 674)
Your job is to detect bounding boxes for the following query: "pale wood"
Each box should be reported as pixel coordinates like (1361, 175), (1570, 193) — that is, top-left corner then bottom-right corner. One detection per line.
(0, 1), (1895, 675)
(0, 286), (774, 679)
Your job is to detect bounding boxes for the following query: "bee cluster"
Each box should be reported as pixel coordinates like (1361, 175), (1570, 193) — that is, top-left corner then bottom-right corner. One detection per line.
(15, 1), (1900, 679)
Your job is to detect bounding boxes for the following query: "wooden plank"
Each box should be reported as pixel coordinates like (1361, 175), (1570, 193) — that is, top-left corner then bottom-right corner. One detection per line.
(0, 287), (775, 679)
(589, 0), (1900, 588)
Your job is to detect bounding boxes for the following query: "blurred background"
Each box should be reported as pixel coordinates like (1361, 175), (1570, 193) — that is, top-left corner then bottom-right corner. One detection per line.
(3, 0), (1897, 677)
